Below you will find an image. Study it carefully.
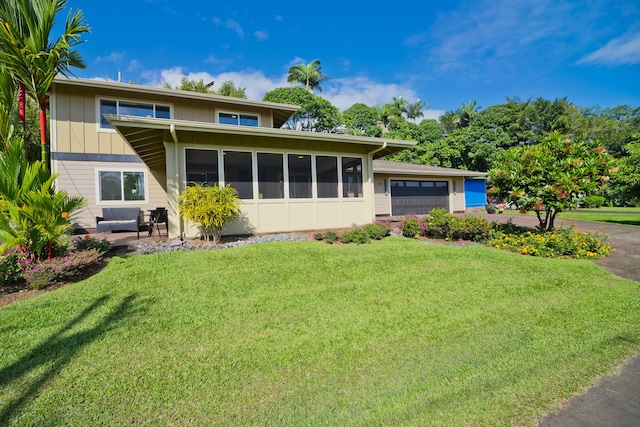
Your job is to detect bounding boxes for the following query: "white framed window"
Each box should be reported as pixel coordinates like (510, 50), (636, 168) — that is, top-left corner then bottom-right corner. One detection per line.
(98, 98), (171, 130)
(217, 111), (259, 127)
(97, 169), (147, 203)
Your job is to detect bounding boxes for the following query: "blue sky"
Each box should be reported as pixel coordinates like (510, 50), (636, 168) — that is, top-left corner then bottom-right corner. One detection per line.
(64, 0), (640, 120)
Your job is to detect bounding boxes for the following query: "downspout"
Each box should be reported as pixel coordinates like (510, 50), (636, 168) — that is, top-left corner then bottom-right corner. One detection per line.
(366, 142), (388, 221)
(170, 123), (178, 144)
(170, 123), (181, 238)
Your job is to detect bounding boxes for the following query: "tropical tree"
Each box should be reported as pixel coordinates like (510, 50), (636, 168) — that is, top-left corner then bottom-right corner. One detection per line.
(459, 100), (479, 127)
(263, 86), (342, 132)
(0, 138), (85, 259)
(287, 59), (329, 93)
(214, 80), (247, 98)
(342, 103), (380, 136)
(0, 0), (90, 166)
(0, 65), (16, 144)
(163, 78), (247, 98)
(406, 99), (429, 123)
(488, 132), (616, 231)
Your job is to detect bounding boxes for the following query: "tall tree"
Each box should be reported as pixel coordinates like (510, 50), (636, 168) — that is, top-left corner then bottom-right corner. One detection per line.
(287, 59), (329, 93)
(0, 0), (89, 166)
(342, 103), (380, 136)
(406, 99), (429, 123)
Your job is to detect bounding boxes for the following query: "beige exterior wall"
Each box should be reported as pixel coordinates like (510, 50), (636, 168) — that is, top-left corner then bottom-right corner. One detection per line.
(373, 174), (467, 216)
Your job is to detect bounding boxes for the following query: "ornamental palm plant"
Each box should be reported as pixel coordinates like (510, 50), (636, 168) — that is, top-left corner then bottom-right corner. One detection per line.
(0, 0), (89, 166)
(287, 59), (329, 93)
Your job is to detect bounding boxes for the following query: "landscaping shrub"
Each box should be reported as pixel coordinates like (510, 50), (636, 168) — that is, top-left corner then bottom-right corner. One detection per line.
(488, 226), (613, 259)
(581, 195), (606, 208)
(71, 235), (112, 253)
(324, 230), (339, 244)
(0, 247), (31, 285)
(427, 208), (464, 240)
(340, 228), (370, 245)
(363, 223), (390, 240)
(402, 216), (420, 238)
(313, 232), (324, 241)
(460, 216), (492, 242)
(23, 249), (104, 289)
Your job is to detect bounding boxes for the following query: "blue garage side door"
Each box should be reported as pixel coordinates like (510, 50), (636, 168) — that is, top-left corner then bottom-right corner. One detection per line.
(464, 179), (486, 208)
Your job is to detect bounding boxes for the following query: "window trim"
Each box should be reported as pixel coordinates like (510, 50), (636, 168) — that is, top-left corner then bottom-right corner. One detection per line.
(96, 96), (173, 132)
(95, 167), (148, 204)
(216, 109), (261, 127)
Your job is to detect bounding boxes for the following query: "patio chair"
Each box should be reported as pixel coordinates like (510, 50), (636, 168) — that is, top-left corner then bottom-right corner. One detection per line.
(149, 207), (168, 237)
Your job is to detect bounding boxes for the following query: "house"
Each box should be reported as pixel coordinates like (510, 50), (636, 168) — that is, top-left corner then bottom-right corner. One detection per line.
(49, 77), (486, 237)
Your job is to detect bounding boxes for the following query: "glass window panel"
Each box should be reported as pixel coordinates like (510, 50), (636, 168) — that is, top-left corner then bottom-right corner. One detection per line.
(407, 181), (420, 187)
(219, 112), (238, 125)
(288, 154), (312, 199)
(100, 99), (117, 129)
(224, 151), (253, 199)
(186, 149), (218, 186)
(99, 171), (122, 201)
(119, 101), (154, 118)
(316, 156), (338, 198)
(342, 157), (363, 198)
(123, 171), (145, 201)
(156, 105), (171, 119)
(239, 114), (259, 126)
(258, 153), (284, 199)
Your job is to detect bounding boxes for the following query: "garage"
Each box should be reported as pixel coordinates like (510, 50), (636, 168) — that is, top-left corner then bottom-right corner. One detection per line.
(390, 180), (449, 215)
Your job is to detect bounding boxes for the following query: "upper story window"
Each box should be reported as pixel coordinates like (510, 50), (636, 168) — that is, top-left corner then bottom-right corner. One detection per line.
(218, 112), (259, 127)
(99, 99), (171, 129)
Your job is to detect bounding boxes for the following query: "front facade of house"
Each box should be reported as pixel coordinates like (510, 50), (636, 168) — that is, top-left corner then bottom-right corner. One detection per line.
(50, 78), (416, 237)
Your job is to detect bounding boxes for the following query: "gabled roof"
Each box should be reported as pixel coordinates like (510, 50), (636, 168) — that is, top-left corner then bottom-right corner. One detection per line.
(52, 77), (300, 128)
(373, 159), (487, 177)
(105, 115), (416, 169)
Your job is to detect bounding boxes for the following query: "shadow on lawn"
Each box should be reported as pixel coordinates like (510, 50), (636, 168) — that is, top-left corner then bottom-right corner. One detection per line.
(601, 219), (640, 227)
(0, 293), (143, 424)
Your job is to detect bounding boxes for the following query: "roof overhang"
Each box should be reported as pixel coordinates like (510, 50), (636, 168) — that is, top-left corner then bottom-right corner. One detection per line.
(105, 115), (416, 170)
(373, 160), (487, 178)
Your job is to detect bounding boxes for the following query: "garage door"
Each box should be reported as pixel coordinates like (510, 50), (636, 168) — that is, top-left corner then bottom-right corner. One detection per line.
(390, 180), (449, 215)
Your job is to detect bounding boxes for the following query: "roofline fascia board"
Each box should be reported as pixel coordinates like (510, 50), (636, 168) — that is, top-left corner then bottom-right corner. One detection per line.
(52, 77), (301, 113)
(373, 168), (487, 177)
(105, 115), (416, 149)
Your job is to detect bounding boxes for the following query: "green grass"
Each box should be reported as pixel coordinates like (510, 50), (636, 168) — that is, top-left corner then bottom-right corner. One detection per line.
(556, 208), (640, 226)
(1, 239), (639, 426)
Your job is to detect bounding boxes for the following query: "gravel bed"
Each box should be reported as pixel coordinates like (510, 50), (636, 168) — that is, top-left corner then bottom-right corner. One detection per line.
(135, 233), (308, 255)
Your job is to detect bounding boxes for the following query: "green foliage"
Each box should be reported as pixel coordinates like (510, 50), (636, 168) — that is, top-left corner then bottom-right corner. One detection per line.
(323, 230), (338, 244)
(362, 223), (390, 240)
(339, 228), (369, 245)
(0, 139), (86, 259)
(489, 132), (615, 231)
(342, 103), (380, 136)
(263, 86), (342, 133)
(401, 216), (420, 238)
(178, 183), (241, 243)
(488, 226), (613, 259)
(23, 248), (103, 289)
(214, 80), (247, 98)
(426, 208), (464, 241)
(163, 78), (247, 98)
(313, 232), (324, 241)
(610, 141), (640, 206)
(581, 195), (606, 208)
(0, 246), (30, 284)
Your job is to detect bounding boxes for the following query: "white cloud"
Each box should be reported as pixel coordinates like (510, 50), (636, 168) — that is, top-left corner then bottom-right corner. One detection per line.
(323, 77), (419, 110)
(577, 31), (640, 65)
(95, 52), (125, 64)
(226, 19), (244, 39)
(254, 30), (268, 41)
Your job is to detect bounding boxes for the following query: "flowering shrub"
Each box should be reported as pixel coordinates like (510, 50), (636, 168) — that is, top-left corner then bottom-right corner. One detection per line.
(488, 226), (613, 259)
(460, 216), (492, 242)
(402, 216), (421, 238)
(23, 249), (104, 290)
(426, 209), (464, 241)
(0, 247), (32, 284)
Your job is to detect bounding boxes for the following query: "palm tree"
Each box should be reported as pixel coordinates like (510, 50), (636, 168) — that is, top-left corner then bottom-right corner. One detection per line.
(460, 100), (479, 127)
(406, 99), (429, 123)
(0, 65), (17, 144)
(287, 59), (329, 93)
(0, 0), (89, 166)
(392, 96), (408, 115)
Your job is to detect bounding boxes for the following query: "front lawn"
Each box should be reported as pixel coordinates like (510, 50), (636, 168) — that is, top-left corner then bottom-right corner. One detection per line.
(1, 239), (639, 426)
(556, 208), (640, 226)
